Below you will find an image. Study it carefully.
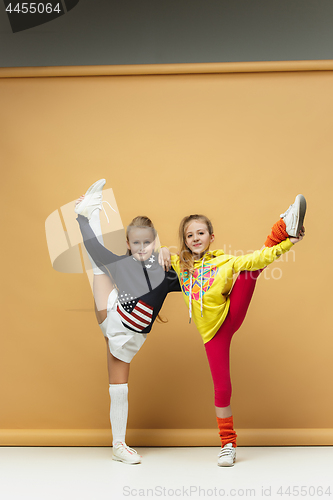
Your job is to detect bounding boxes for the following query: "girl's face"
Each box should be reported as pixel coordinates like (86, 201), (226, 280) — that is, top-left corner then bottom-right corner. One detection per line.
(127, 227), (156, 261)
(185, 220), (215, 258)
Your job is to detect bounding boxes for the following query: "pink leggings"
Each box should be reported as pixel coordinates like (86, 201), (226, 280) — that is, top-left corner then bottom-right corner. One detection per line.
(204, 270), (262, 407)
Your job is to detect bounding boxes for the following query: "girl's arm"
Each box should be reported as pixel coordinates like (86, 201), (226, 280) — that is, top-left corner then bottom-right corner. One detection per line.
(166, 267), (182, 292)
(76, 214), (125, 268)
(158, 246), (171, 271)
(158, 247), (181, 292)
(289, 226), (305, 245)
(232, 238), (294, 273)
(232, 226), (305, 273)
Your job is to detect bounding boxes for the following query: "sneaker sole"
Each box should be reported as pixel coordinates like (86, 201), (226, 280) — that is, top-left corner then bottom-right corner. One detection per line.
(112, 455), (142, 465)
(293, 194), (307, 237)
(217, 460), (235, 467)
(74, 178), (106, 216)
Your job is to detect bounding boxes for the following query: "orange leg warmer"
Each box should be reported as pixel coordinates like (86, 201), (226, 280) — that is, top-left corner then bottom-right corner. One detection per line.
(265, 218), (289, 247)
(216, 416), (237, 448)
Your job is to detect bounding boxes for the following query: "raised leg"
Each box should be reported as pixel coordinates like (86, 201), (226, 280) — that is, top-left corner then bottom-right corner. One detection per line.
(94, 274), (114, 322)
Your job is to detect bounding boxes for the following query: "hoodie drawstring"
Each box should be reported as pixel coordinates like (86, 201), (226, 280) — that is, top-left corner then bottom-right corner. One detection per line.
(200, 256), (204, 317)
(189, 273), (192, 323)
(189, 256), (205, 323)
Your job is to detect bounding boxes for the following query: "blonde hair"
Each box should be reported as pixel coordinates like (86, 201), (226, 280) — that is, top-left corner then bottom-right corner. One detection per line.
(178, 214), (214, 275)
(126, 216), (157, 255)
(126, 215), (167, 324)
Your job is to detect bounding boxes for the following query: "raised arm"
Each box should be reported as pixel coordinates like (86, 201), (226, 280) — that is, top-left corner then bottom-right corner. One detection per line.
(76, 214), (126, 270)
(232, 238), (294, 273)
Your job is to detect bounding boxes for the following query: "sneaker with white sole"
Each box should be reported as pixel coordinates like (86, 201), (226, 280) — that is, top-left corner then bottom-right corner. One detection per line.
(280, 194), (307, 238)
(112, 442), (142, 464)
(74, 178), (106, 220)
(217, 443), (236, 467)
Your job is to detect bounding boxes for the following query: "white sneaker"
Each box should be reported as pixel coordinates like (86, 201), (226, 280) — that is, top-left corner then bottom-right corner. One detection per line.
(74, 179), (106, 220)
(217, 443), (236, 467)
(280, 194), (307, 237)
(112, 442), (142, 464)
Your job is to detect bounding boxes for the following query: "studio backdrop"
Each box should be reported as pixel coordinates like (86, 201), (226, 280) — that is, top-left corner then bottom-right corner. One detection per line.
(0, 61), (331, 446)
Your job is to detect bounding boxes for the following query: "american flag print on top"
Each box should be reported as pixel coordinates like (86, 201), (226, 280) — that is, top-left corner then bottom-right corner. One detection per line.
(117, 299), (154, 332)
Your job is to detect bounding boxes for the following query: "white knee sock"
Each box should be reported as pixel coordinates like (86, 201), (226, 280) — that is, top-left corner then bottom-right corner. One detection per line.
(86, 208), (104, 275)
(109, 383), (128, 446)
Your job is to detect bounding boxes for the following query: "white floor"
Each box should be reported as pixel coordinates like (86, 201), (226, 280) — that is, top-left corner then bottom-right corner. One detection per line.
(1, 446), (332, 500)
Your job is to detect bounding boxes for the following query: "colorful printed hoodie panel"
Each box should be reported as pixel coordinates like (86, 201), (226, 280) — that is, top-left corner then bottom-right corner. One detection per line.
(171, 238), (293, 344)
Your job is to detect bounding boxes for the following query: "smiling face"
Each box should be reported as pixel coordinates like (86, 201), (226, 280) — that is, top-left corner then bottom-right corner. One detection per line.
(185, 219), (215, 258)
(126, 227), (156, 261)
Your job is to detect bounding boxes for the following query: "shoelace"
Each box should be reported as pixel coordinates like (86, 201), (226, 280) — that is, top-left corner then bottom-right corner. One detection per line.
(280, 204), (297, 232)
(117, 442), (139, 455)
(76, 194), (117, 223)
(101, 200), (117, 223)
(218, 445), (234, 457)
(280, 202), (294, 218)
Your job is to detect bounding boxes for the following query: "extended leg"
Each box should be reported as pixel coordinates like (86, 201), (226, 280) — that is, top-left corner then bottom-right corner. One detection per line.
(76, 207), (116, 316)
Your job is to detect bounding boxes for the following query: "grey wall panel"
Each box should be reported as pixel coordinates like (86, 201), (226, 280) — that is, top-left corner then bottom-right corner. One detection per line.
(1, 0), (333, 67)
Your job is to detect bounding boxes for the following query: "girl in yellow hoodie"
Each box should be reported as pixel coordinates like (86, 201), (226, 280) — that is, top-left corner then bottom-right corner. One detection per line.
(168, 195), (306, 466)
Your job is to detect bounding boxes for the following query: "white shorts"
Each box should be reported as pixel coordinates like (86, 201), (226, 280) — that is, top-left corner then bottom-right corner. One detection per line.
(98, 289), (147, 363)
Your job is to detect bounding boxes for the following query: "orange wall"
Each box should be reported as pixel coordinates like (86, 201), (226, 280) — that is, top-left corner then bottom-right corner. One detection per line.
(0, 64), (332, 445)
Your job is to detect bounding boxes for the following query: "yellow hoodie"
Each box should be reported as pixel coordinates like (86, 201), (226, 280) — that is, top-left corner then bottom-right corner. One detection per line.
(171, 239), (293, 343)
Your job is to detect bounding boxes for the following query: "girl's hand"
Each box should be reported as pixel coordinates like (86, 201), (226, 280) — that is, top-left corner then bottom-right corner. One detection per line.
(158, 247), (171, 271)
(75, 195), (85, 206)
(290, 226), (305, 245)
